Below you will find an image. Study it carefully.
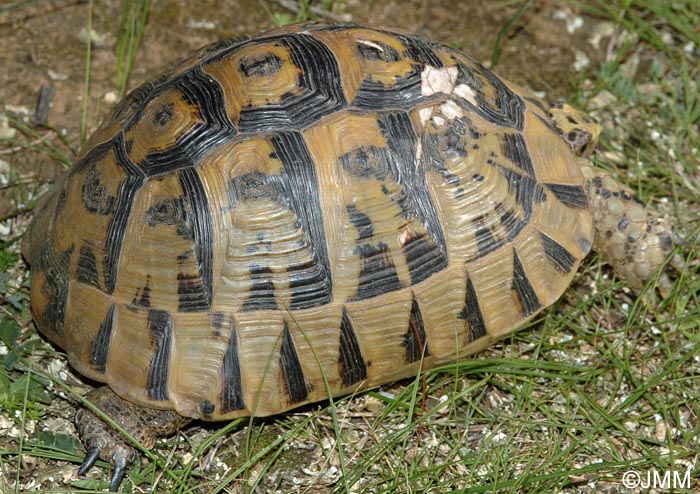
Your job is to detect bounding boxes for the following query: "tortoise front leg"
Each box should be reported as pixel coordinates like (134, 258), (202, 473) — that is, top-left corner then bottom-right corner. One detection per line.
(75, 386), (191, 492)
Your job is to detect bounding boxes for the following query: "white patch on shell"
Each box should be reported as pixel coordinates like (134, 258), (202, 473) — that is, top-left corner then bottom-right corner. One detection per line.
(454, 83), (478, 106)
(397, 228), (411, 246)
(418, 107), (434, 126)
(421, 65), (459, 97)
(440, 100), (463, 120)
(356, 39), (386, 52)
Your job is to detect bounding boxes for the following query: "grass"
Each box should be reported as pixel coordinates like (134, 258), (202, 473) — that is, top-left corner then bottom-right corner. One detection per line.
(1, 0), (698, 492)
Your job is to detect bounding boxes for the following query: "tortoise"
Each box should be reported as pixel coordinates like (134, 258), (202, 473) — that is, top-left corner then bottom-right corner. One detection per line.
(23, 22), (677, 491)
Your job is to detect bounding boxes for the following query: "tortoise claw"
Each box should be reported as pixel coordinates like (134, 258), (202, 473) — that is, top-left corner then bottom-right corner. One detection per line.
(75, 387), (191, 491)
(77, 442), (130, 491)
(109, 455), (128, 492)
(78, 445), (101, 476)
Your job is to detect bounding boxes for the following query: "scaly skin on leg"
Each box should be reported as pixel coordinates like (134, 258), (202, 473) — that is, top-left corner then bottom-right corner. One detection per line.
(75, 387), (191, 492)
(581, 164), (679, 295)
(549, 102), (679, 295)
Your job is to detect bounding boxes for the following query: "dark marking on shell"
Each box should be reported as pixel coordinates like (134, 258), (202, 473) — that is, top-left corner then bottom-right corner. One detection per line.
(454, 58), (525, 131)
(152, 103), (174, 127)
(402, 296), (430, 363)
(76, 243), (100, 288)
(220, 314), (246, 413)
(287, 257), (331, 311)
(239, 53), (284, 77)
(346, 204), (374, 240)
(146, 309), (173, 401)
(351, 34), (428, 110)
(340, 145), (394, 180)
(229, 171), (282, 201)
(81, 167), (116, 215)
(379, 111), (448, 277)
(352, 32), (441, 110)
(524, 96), (548, 113)
(90, 303), (116, 373)
(56, 188), (68, 215)
(178, 168), (213, 311)
(496, 203), (529, 242)
(338, 309), (367, 386)
(533, 111), (560, 135)
(238, 34), (346, 132)
(270, 132), (332, 309)
(499, 133), (535, 177)
(242, 265), (277, 311)
(459, 277), (487, 341)
(103, 136), (147, 294)
(352, 242), (402, 301)
(353, 71), (422, 110)
(356, 40), (401, 62)
(132, 277), (152, 307)
(499, 168), (544, 239)
(540, 232), (577, 273)
(135, 68), (236, 176)
(145, 198), (186, 228)
(398, 33), (443, 67)
(36, 243), (73, 335)
(201, 400), (216, 419)
(503, 168), (546, 208)
(472, 215), (501, 258)
(177, 271), (206, 312)
(422, 116), (470, 164)
(108, 81), (156, 127)
(511, 249), (542, 316)
(546, 183), (589, 209)
(402, 230), (448, 285)
(279, 323), (308, 405)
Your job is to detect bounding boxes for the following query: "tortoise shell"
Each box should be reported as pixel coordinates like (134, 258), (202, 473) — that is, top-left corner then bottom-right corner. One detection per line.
(23, 23), (596, 420)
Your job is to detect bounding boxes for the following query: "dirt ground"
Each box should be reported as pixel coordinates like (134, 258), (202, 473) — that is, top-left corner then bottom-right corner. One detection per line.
(2, 0), (686, 492)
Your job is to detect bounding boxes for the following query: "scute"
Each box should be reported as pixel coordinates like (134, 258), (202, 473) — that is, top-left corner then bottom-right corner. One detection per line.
(23, 23), (595, 420)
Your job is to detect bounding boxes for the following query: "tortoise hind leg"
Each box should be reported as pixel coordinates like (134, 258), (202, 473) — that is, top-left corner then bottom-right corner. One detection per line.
(581, 164), (681, 296)
(75, 386), (191, 492)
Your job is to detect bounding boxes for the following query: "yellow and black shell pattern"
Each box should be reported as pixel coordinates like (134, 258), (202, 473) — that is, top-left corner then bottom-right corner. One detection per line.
(23, 23), (594, 420)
